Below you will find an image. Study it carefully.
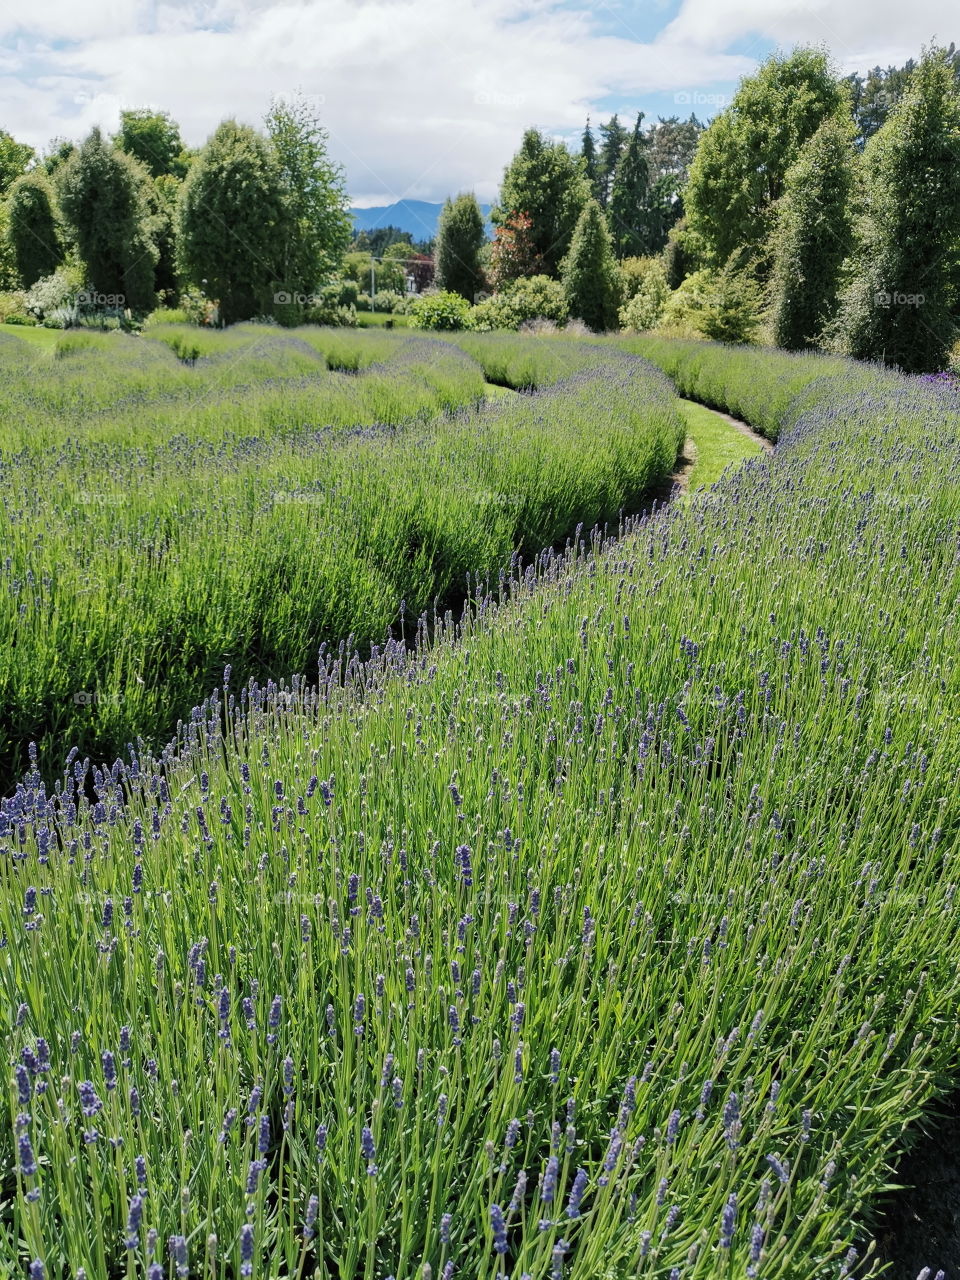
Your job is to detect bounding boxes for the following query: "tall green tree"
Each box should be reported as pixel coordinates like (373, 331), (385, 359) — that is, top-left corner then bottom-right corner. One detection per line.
(562, 199), (619, 331)
(5, 170), (64, 287)
(770, 116), (858, 351)
(843, 47), (959, 148)
(178, 120), (289, 325)
(58, 128), (157, 309)
(837, 48), (960, 373)
(0, 130), (34, 196)
(607, 113), (649, 259)
(685, 48), (849, 273)
(265, 94), (351, 292)
(580, 118), (602, 203)
(597, 115), (628, 208)
(492, 129), (590, 279)
(434, 192), (486, 300)
(116, 109), (188, 178)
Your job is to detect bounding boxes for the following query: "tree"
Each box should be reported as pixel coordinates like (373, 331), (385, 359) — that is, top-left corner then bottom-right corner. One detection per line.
(489, 211), (541, 288)
(562, 200), (620, 331)
(685, 48), (849, 273)
(598, 115), (629, 208)
(581, 118), (602, 203)
(434, 192), (486, 300)
(265, 94), (351, 292)
(58, 128), (157, 310)
(0, 130), (34, 197)
(42, 138), (77, 179)
(178, 120), (289, 325)
(770, 116), (858, 351)
(492, 129), (591, 279)
(353, 226), (413, 255)
(607, 113), (649, 259)
(836, 48), (960, 373)
(116, 109), (188, 178)
(6, 171), (64, 287)
(618, 257), (670, 331)
(843, 47), (959, 148)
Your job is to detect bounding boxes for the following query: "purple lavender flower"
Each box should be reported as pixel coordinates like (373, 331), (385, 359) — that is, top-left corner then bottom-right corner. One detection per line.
(168, 1236), (188, 1277)
(240, 1223), (254, 1276)
(102, 1051), (117, 1091)
(550, 1047), (560, 1084)
(29, 1262), (44, 1280)
(15, 1064), (31, 1105)
(18, 1132), (37, 1176)
(245, 1159), (266, 1194)
(440, 1213), (452, 1244)
(258, 1114), (270, 1154)
(666, 1109), (681, 1144)
(126, 1195), (144, 1249)
(719, 1193), (737, 1248)
(78, 1080), (103, 1117)
(542, 1156), (559, 1202)
(565, 1168), (588, 1219)
(551, 1238), (570, 1280)
(765, 1153), (789, 1183)
(303, 1194), (319, 1241)
(490, 1204), (508, 1254)
(361, 1125), (377, 1174)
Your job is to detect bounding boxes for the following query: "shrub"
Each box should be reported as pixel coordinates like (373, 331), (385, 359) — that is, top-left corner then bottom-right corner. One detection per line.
(25, 264), (85, 322)
(408, 290), (473, 331)
(0, 290), (31, 323)
(661, 266), (762, 343)
(143, 307), (192, 329)
(618, 258), (670, 332)
(468, 275), (568, 331)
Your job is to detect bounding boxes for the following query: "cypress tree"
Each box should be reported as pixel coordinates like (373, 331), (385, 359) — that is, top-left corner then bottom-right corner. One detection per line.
(6, 170), (64, 287)
(770, 116), (858, 350)
(562, 200), (620, 331)
(434, 192), (486, 300)
(607, 113), (649, 259)
(837, 46), (960, 372)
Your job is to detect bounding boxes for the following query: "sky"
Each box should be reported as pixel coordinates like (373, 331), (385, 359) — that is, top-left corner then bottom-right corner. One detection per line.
(0, 0), (955, 206)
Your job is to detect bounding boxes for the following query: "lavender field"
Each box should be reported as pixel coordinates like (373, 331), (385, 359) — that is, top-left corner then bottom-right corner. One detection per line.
(3, 329), (960, 1279)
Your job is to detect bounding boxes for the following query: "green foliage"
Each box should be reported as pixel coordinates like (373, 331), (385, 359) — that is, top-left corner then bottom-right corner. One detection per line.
(618, 257), (670, 331)
(468, 275), (568, 331)
(580, 117), (602, 203)
(265, 94), (352, 292)
(0, 129), (34, 196)
(5, 171), (64, 288)
(408, 289), (473, 330)
(177, 120), (289, 325)
(835, 47), (960, 373)
(434, 192), (486, 301)
(843, 46), (959, 147)
(115, 108), (189, 178)
(686, 48), (849, 272)
(562, 200), (620, 332)
(662, 266), (762, 343)
(0, 289), (31, 322)
(607, 114), (649, 259)
(597, 114), (629, 207)
(58, 128), (157, 311)
(770, 116), (859, 351)
(492, 129), (591, 279)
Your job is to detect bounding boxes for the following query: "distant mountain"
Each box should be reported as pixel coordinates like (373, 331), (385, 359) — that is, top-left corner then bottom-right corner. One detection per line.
(349, 199), (494, 241)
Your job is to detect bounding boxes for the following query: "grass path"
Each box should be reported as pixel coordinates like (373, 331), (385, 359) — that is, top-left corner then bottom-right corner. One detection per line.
(678, 395), (767, 491)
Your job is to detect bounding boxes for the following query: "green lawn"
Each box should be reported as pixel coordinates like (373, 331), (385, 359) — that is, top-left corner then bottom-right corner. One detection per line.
(0, 322), (61, 349)
(680, 395), (765, 491)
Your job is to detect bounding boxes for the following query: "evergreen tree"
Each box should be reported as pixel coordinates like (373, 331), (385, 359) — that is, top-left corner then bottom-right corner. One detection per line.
(178, 120), (289, 325)
(581, 118), (602, 203)
(837, 47), (960, 373)
(58, 128), (157, 310)
(492, 129), (590, 279)
(770, 116), (858, 350)
(434, 192), (486, 300)
(607, 113), (649, 259)
(685, 48), (848, 273)
(6, 170), (64, 287)
(562, 199), (620, 331)
(597, 115), (628, 207)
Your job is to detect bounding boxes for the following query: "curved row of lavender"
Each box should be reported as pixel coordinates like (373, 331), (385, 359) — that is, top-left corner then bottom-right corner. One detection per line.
(3, 341), (959, 1278)
(0, 328), (681, 787)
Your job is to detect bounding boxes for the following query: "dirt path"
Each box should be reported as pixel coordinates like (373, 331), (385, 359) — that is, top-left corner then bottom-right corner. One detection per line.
(705, 405), (774, 454)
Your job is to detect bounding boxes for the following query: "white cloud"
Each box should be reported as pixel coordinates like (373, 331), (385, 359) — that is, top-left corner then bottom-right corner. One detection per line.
(0, 0), (953, 202)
